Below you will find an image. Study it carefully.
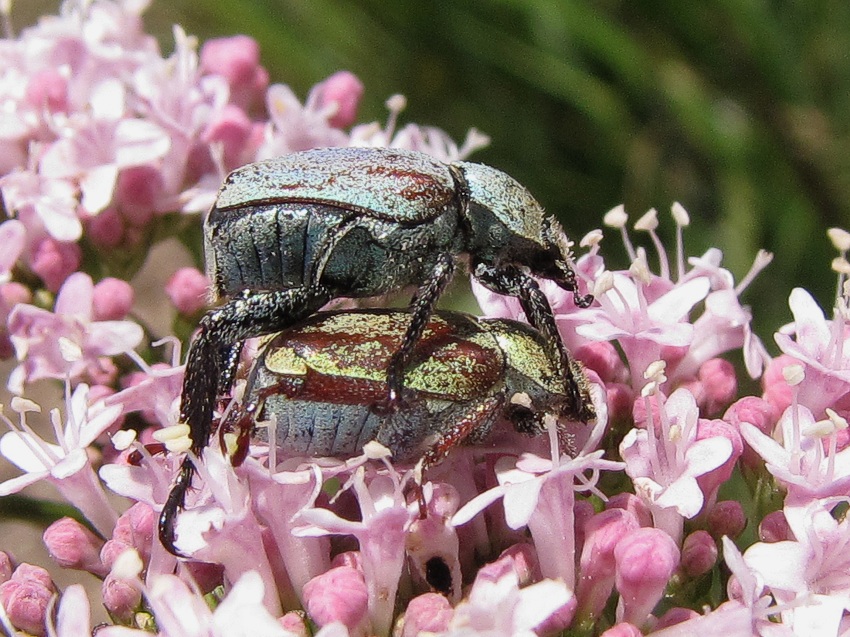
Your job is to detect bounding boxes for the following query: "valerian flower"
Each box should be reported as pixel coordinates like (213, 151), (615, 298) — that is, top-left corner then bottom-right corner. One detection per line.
(7, 272), (143, 393)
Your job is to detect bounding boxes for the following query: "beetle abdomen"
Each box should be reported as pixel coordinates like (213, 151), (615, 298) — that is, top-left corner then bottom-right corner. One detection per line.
(260, 399), (382, 457)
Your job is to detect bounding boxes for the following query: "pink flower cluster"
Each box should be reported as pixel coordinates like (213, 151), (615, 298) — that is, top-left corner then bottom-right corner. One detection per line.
(0, 2), (848, 637)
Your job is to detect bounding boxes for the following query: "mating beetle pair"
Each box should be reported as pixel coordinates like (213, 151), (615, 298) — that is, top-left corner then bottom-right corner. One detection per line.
(221, 309), (591, 466)
(160, 146), (594, 553)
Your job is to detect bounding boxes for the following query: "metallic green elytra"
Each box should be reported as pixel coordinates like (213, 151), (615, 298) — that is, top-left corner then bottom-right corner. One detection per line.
(228, 309), (593, 462)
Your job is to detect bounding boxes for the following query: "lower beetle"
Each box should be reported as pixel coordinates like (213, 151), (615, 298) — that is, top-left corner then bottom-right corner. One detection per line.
(221, 309), (591, 467)
(163, 147), (595, 553)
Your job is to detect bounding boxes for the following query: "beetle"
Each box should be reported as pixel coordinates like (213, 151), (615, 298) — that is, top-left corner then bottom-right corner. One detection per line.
(220, 309), (591, 467)
(161, 146), (594, 553)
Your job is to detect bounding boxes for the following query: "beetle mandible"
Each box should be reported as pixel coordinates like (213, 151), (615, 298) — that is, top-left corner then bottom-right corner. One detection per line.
(221, 309), (591, 468)
(161, 146), (594, 553)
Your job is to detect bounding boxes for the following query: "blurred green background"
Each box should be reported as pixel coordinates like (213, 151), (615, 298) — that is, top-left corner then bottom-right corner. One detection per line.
(15, 0), (850, 341)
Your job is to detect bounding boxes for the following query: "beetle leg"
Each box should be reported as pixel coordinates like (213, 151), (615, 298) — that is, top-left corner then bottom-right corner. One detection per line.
(217, 342), (245, 395)
(159, 285), (332, 556)
(382, 253), (456, 410)
(473, 262), (595, 424)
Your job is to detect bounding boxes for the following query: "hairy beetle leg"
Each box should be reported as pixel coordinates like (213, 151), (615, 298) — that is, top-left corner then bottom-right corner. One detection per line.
(159, 285), (332, 555)
(474, 262), (596, 424)
(381, 253), (456, 413)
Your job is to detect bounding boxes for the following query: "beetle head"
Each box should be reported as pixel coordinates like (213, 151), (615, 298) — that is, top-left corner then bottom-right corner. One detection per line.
(456, 162), (592, 308)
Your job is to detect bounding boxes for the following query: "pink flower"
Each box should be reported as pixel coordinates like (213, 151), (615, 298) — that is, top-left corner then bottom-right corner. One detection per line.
(436, 557), (572, 637)
(774, 288), (850, 414)
(0, 384), (121, 535)
(740, 404), (850, 501)
(294, 465), (416, 637)
(7, 272), (143, 392)
(302, 566), (369, 635)
(620, 388), (733, 542)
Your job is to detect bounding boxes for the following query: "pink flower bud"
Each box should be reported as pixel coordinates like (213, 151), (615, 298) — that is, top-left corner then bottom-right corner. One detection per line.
(102, 573), (141, 622)
(600, 623), (642, 637)
(707, 500), (746, 539)
(576, 509), (640, 621)
(655, 607), (699, 629)
(576, 341), (624, 383)
(112, 502), (155, 565)
(605, 383), (635, 424)
(11, 564), (54, 590)
(0, 578), (52, 636)
(30, 238), (81, 292)
(605, 493), (652, 528)
(25, 69), (69, 112)
(43, 517), (107, 577)
(116, 166), (162, 226)
(100, 539), (133, 571)
(200, 35), (268, 109)
(92, 277), (134, 321)
(311, 71), (364, 129)
(724, 396), (777, 468)
(330, 551), (362, 571)
(400, 593), (453, 637)
(202, 104), (253, 169)
(680, 530), (717, 578)
(632, 393), (664, 431)
(758, 510), (791, 543)
(614, 528), (680, 627)
(495, 542), (541, 586)
(761, 354), (797, 415)
(302, 566), (368, 632)
(85, 207), (125, 249)
(696, 419), (743, 507)
(279, 610), (310, 637)
(697, 358), (737, 416)
(165, 267), (209, 316)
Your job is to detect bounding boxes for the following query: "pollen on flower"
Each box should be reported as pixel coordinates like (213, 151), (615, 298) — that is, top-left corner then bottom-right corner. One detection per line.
(603, 204), (628, 228)
(634, 208), (659, 232)
(580, 228), (603, 248)
(828, 227), (850, 252)
(782, 364), (805, 386)
(628, 252), (652, 284)
(111, 429), (136, 450)
(9, 396), (40, 413)
(152, 423), (192, 452)
(831, 256), (850, 275)
(671, 201), (690, 226)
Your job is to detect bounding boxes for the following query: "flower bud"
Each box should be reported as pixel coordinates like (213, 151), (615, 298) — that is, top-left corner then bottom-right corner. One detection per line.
(758, 510), (791, 543)
(0, 579), (52, 636)
(30, 237), (81, 292)
(697, 358), (737, 416)
(165, 267), (209, 316)
(614, 528), (680, 627)
(302, 566), (368, 633)
(576, 509), (640, 621)
(680, 530), (717, 578)
(311, 71), (364, 129)
(600, 623), (642, 637)
(43, 517), (107, 576)
(102, 573), (141, 622)
(605, 493), (652, 528)
(400, 593), (453, 637)
(92, 277), (134, 321)
(707, 500), (746, 539)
